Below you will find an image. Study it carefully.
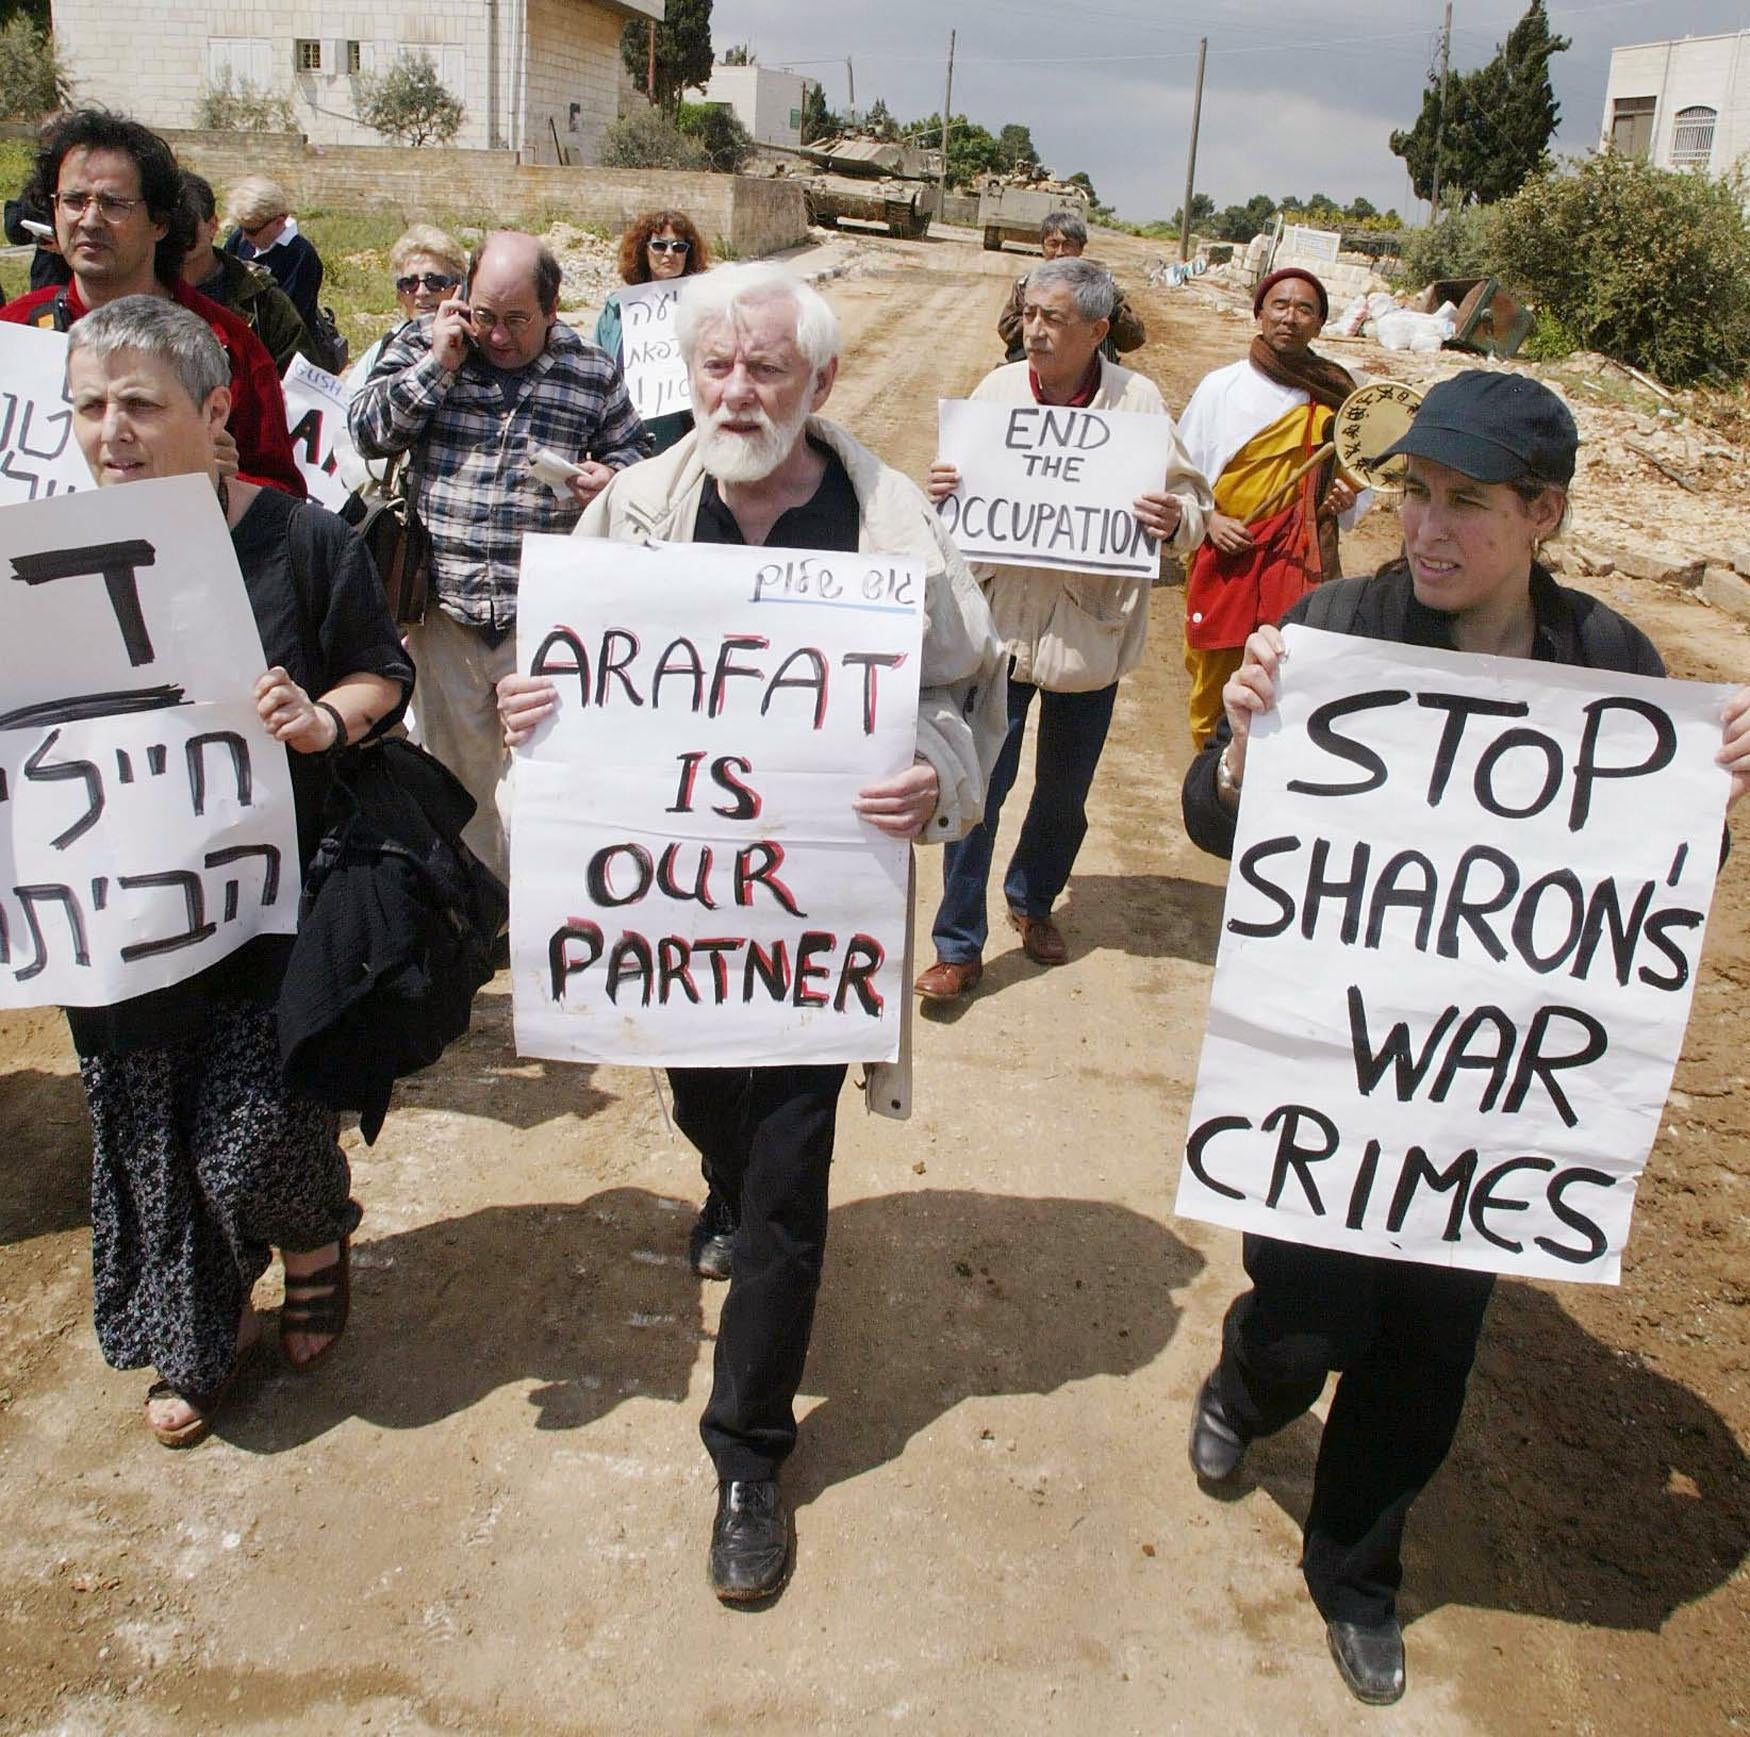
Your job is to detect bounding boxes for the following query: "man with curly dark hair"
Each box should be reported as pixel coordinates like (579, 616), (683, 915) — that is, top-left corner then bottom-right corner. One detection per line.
(0, 109), (303, 497)
(595, 208), (711, 453)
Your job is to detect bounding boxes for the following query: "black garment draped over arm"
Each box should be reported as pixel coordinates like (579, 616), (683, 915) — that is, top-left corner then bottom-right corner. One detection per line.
(65, 490), (414, 1056)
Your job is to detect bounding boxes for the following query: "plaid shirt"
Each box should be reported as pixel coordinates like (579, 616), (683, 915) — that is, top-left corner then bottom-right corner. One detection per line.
(350, 317), (650, 630)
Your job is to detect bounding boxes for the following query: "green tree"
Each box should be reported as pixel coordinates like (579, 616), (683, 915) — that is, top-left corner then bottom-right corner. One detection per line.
(1066, 170), (1100, 206)
(620, 0), (714, 115)
(908, 112), (1002, 187)
(800, 81), (838, 144)
(1391, 0), (1568, 206)
(863, 97), (899, 141)
(195, 71), (295, 133)
(676, 101), (754, 172)
(0, 15), (70, 121)
(1211, 193), (1275, 242)
(357, 51), (464, 146)
(1169, 192), (1216, 231)
(1490, 152), (1750, 384)
(996, 122), (1039, 171)
(600, 108), (708, 171)
(721, 43), (754, 66)
(0, 0), (51, 24)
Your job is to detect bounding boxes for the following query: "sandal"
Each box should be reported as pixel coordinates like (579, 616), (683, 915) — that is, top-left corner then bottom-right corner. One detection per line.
(279, 1235), (351, 1374)
(144, 1312), (261, 1448)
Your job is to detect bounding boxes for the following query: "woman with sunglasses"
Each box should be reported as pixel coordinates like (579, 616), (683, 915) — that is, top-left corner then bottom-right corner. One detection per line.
(594, 209), (711, 454)
(337, 226), (469, 497)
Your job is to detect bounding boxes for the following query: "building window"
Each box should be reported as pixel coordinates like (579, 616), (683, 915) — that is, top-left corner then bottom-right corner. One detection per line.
(789, 107), (802, 130)
(346, 40), (362, 75)
(1671, 105), (1717, 169)
(1610, 95), (1655, 159)
(295, 39), (322, 74)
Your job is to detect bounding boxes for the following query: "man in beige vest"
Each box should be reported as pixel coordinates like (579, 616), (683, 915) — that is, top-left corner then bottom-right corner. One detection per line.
(917, 257), (1210, 1001)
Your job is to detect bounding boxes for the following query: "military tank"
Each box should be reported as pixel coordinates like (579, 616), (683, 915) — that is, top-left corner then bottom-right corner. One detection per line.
(976, 167), (1091, 252)
(797, 135), (941, 241)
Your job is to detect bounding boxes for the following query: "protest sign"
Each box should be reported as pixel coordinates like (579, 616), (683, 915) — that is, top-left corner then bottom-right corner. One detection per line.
(934, 398), (1178, 577)
(281, 354), (358, 511)
(510, 536), (924, 1067)
(0, 325), (94, 506)
(615, 280), (691, 425)
(0, 475), (299, 1007)
(1175, 624), (1735, 1285)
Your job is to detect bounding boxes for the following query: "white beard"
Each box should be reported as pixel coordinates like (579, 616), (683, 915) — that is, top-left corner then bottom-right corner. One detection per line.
(696, 397), (812, 484)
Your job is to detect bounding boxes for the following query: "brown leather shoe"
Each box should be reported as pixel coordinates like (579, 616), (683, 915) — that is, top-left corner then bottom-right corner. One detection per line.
(915, 957), (983, 1001)
(1008, 910), (1068, 965)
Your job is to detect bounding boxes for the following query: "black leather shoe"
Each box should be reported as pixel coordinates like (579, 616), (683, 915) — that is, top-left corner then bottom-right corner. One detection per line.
(708, 1479), (791, 1602)
(688, 1192), (736, 1281)
(1327, 1618), (1406, 1705)
(1188, 1372), (1248, 1483)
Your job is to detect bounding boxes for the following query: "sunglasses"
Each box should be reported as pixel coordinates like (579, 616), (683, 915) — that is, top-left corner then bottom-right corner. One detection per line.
(397, 272), (459, 294)
(647, 238), (690, 255)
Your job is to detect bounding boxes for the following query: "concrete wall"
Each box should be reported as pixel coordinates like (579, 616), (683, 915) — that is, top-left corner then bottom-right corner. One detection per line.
(49, 0), (652, 160)
(162, 132), (810, 256)
(1602, 33), (1750, 179)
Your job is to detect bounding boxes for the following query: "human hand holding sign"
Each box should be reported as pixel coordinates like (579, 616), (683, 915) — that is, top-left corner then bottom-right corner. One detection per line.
(853, 758), (939, 839)
(1133, 489), (1183, 541)
(498, 671), (557, 746)
(926, 461), (959, 504)
(1218, 624), (1287, 792)
(1720, 687), (1750, 810)
(255, 666), (336, 753)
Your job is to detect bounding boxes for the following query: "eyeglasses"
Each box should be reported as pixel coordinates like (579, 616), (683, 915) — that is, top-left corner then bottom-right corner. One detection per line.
(648, 238), (691, 255)
(53, 190), (147, 221)
(396, 272), (459, 295)
(470, 308), (536, 334)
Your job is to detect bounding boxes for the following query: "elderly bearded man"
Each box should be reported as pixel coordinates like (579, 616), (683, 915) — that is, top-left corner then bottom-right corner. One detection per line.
(916, 257), (1209, 1002)
(1175, 266), (1369, 748)
(497, 262), (1005, 1601)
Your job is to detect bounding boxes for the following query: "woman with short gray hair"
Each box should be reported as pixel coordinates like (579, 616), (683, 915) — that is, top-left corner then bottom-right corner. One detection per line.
(64, 296), (412, 1447)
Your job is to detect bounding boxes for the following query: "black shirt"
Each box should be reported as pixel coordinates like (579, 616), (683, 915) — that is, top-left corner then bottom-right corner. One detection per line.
(693, 440), (860, 552)
(66, 487), (414, 1055)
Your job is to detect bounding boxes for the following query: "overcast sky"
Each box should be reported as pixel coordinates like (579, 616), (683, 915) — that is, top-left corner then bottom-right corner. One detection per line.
(707, 0), (1750, 221)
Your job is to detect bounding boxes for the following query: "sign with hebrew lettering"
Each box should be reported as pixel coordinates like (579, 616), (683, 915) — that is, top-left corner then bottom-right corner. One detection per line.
(0, 475), (299, 1007)
(281, 354), (357, 511)
(510, 535), (924, 1066)
(614, 281), (691, 425)
(1176, 625), (1734, 1285)
(934, 397), (1178, 577)
(0, 325), (94, 505)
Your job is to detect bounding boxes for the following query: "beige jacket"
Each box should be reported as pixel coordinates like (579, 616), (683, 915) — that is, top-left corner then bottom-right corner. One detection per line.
(966, 358), (1211, 690)
(575, 416), (1009, 1118)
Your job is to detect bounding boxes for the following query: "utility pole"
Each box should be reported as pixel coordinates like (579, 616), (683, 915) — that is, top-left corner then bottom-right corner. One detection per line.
(939, 29), (956, 212)
(1179, 36), (1207, 263)
(1430, 1), (1452, 223)
(846, 57), (856, 118)
(647, 19), (657, 108)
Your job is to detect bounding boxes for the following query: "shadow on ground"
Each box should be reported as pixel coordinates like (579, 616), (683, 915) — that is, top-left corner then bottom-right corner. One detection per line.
(218, 1187), (1203, 1501)
(1224, 1281), (1749, 1631)
(0, 1065), (90, 1245)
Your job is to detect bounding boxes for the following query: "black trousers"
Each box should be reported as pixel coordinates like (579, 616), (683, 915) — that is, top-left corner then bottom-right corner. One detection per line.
(1214, 1233), (1496, 1627)
(667, 1062), (848, 1483)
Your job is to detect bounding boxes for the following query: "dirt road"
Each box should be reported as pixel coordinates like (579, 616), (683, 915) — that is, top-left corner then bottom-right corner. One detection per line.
(2, 224), (1746, 1736)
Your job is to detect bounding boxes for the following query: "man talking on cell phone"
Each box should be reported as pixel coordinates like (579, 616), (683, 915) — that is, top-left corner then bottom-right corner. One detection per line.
(350, 230), (651, 884)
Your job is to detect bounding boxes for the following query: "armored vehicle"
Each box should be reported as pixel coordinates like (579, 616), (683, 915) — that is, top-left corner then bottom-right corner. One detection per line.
(799, 136), (941, 240)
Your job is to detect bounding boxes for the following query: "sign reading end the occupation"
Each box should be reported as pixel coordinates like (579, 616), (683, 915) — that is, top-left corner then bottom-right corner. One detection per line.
(935, 397), (1179, 578)
(509, 535), (925, 1068)
(1175, 624), (1735, 1286)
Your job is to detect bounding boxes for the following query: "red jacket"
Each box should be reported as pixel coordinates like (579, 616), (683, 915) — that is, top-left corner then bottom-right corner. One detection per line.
(1, 277), (306, 498)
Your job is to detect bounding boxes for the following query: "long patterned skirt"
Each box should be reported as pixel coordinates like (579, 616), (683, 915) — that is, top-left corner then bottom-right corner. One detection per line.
(78, 998), (361, 1399)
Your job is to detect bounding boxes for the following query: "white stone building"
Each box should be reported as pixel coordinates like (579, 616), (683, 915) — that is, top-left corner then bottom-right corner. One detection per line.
(51, 0), (665, 162)
(1601, 31), (1750, 180)
(701, 63), (812, 151)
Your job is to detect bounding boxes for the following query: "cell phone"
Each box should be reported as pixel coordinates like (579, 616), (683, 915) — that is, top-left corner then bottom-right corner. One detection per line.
(529, 447), (585, 493)
(20, 218), (52, 242)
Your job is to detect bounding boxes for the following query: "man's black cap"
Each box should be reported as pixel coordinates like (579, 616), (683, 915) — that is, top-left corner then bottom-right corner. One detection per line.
(1378, 369), (1578, 486)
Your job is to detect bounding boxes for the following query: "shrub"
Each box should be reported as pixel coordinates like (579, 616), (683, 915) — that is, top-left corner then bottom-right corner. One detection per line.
(0, 18), (73, 123)
(195, 72), (295, 132)
(357, 51), (464, 147)
(1397, 206), (1496, 287)
(676, 101), (753, 173)
(1518, 310), (1582, 362)
(599, 108), (708, 171)
(1489, 151), (1750, 385)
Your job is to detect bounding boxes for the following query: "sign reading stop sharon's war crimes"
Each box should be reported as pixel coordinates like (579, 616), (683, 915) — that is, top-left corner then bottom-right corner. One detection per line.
(0, 325), (95, 506)
(0, 475), (299, 1007)
(281, 354), (358, 512)
(615, 280), (692, 426)
(510, 535), (925, 1067)
(1175, 625), (1735, 1286)
(934, 398), (1179, 578)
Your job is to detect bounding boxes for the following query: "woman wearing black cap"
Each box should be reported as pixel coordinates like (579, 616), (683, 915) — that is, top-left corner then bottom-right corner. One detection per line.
(1179, 369), (1750, 1705)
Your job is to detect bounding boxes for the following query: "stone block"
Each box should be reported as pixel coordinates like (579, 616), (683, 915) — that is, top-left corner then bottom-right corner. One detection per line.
(1731, 546), (1750, 579)
(1701, 567), (1750, 621)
